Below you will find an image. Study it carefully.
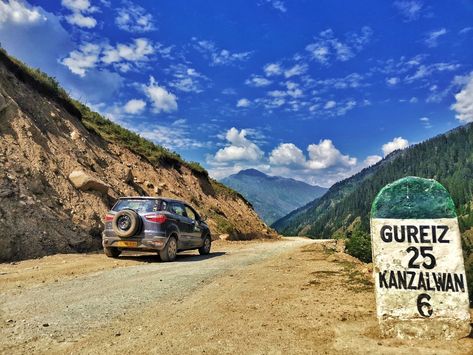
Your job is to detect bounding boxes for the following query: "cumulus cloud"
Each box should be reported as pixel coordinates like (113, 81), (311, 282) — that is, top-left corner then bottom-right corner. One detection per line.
(264, 0), (287, 12)
(0, 0), (45, 26)
(269, 143), (306, 166)
(62, 0), (97, 28)
(193, 39), (252, 66)
(143, 76), (178, 113)
(306, 140), (357, 170)
(324, 100), (336, 109)
(168, 65), (208, 93)
(382, 137), (409, 156)
(264, 63), (282, 76)
(393, 0), (423, 21)
(60, 42), (100, 76)
(451, 72), (473, 123)
(425, 28), (447, 48)
(305, 27), (372, 64)
(284, 63), (308, 78)
(364, 155), (382, 166)
(61, 38), (155, 75)
(212, 128), (264, 163)
(115, 1), (155, 33)
(245, 75), (272, 87)
(123, 99), (146, 114)
(386, 77), (400, 86)
(236, 98), (251, 108)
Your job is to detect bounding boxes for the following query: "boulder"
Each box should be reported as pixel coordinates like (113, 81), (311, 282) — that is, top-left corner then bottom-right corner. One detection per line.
(219, 234), (230, 240)
(68, 170), (109, 194)
(122, 168), (133, 184)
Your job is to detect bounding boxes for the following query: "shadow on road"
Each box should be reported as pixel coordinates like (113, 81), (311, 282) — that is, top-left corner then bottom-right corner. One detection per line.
(118, 251), (226, 263)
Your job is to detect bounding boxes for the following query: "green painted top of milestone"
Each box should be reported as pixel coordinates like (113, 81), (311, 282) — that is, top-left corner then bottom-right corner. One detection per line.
(371, 176), (457, 219)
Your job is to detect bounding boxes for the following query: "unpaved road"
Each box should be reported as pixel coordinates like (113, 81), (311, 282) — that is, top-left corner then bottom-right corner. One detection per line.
(1, 238), (472, 354)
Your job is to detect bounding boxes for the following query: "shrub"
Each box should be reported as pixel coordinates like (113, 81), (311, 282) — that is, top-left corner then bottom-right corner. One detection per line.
(345, 225), (372, 263)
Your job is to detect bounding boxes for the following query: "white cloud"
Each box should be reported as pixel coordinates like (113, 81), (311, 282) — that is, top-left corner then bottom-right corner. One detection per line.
(364, 155), (382, 166)
(324, 100), (336, 109)
(306, 27), (372, 64)
(264, 63), (282, 76)
(382, 137), (409, 156)
(62, 38), (155, 75)
(264, 0), (287, 12)
(236, 98), (251, 108)
(306, 139), (357, 170)
(0, 0), (45, 26)
(451, 72), (473, 123)
(425, 28), (447, 48)
(405, 62), (460, 83)
(169, 65), (208, 93)
(123, 99), (146, 114)
(115, 1), (155, 33)
(60, 42), (100, 77)
(193, 39), (252, 66)
(386, 77), (400, 86)
(245, 75), (272, 87)
(394, 1), (423, 21)
(284, 63), (308, 78)
(269, 143), (306, 166)
(143, 76), (178, 113)
(212, 128), (264, 163)
(62, 0), (97, 28)
(420, 116), (432, 128)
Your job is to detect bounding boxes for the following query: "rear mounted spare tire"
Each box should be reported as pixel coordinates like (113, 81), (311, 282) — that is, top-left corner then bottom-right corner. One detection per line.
(112, 209), (141, 238)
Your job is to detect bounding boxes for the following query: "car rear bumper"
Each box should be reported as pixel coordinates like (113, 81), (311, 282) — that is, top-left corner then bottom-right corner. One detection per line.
(102, 234), (167, 251)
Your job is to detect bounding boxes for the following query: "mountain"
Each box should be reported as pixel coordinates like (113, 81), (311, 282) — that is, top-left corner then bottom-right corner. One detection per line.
(272, 123), (473, 239)
(0, 48), (275, 261)
(221, 169), (327, 224)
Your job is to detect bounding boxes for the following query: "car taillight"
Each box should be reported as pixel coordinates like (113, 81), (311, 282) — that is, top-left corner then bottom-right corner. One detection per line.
(104, 214), (114, 222)
(145, 214), (167, 223)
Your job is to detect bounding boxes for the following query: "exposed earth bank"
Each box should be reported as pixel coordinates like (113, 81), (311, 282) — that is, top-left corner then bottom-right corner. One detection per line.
(1, 238), (471, 354)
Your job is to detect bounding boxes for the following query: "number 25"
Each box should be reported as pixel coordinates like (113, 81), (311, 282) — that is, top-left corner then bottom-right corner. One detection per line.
(406, 246), (436, 269)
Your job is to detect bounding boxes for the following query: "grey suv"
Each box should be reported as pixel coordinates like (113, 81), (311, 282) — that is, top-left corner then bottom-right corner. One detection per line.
(102, 197), (211, 261)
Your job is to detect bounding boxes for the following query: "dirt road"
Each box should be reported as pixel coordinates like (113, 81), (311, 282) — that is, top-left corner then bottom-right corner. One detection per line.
(1, 238), (472, 354)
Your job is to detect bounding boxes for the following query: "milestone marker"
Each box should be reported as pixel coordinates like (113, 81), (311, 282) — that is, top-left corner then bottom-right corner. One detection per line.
(370, 176), (471, 339)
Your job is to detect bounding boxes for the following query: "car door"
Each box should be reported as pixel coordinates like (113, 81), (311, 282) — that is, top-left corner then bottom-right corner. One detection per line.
(169, 202), (193, 248)
(184, 205), (203, 247)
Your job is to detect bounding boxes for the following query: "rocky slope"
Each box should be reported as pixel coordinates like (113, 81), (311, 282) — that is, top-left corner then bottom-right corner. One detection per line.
(222, 169), (327, 224)
(0, 50), (275, 261)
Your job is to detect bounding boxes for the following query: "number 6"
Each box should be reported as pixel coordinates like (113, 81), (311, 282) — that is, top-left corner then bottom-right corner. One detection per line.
(417, 293), (433, 317)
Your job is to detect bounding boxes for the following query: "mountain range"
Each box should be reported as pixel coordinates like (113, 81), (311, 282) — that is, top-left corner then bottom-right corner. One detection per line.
(222, 169), (327, 224)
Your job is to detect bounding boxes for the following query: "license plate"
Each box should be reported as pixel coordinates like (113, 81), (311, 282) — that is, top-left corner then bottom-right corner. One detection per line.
(115, 241), (138, 248)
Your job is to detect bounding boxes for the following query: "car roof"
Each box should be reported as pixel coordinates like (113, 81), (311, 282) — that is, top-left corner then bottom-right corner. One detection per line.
(118, 196), (186, 204)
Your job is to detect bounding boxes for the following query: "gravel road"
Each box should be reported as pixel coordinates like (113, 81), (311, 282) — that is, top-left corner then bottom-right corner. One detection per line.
(1, 238), (472, 354)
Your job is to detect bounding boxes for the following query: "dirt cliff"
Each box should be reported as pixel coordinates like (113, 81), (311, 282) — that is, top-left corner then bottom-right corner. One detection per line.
(0, 49), (275, 261)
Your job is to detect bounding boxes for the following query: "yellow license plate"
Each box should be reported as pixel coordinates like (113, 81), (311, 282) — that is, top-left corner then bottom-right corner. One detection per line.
(115, 241), (138, 248)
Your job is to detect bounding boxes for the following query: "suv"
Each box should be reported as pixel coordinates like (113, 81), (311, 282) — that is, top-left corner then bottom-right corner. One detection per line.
(102, 197), (211, 261)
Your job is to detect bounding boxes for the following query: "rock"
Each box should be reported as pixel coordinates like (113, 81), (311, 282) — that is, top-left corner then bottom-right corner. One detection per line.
(335, 239), (346, 253)
(29, 179), (44, 195)
(145, 180), (154, 188)
(219, 234), (230, 240)
(262, 228), (268, 234)
(158, 182), (167, 188)
(122, 169), (133, 184)
(70, 131), (80, 140)
(154, 187), (162, 195)
(68, 170), (109, 194)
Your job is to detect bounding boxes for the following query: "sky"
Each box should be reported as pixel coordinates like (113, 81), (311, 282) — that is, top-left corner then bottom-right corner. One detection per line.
(0, 0), (472, 187)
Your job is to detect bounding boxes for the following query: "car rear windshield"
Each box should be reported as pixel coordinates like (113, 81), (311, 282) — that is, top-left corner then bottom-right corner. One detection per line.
(112, 199), (164, 213)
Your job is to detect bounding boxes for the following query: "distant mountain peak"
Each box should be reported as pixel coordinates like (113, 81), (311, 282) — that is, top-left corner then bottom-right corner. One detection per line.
(237, 169), (268, 177)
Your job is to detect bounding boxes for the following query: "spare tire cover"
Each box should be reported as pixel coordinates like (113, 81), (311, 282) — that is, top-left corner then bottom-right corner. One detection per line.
(112, 209), (141, 238)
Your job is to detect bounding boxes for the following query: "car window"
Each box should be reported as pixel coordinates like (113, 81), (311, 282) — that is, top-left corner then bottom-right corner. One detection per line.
(170, 203), (186, 217)
(113, 199), (161, 213)
(185, 206), (196, 221)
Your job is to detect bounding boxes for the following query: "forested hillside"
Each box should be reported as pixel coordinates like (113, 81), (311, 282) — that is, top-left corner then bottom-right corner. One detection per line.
(273, 123), (473, 237)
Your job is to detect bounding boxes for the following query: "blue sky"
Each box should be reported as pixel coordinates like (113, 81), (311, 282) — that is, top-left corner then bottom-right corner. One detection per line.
(0, 0), (472, 187)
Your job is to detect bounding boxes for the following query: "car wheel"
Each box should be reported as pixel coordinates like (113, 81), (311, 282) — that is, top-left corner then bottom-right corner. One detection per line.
(198, 236), (211, 255)
(159, 236), (177, 262)
(104, 246), (121, 258)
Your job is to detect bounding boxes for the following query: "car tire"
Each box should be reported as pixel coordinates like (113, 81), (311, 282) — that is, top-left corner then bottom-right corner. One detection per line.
(112, 209), (141, 238)
(159, 236), (178, 262)
(198, 235), (211, 255)
(104, 246), (121, 258)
